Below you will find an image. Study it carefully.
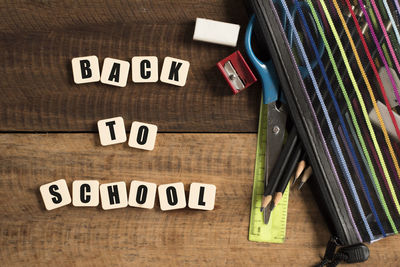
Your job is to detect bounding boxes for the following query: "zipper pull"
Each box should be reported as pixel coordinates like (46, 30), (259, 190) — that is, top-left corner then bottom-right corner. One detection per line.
(336, 243), (369, 264)
(315, 236), (340, 266)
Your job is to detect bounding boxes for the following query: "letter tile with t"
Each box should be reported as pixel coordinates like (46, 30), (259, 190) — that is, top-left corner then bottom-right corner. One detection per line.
(97, 116), (127, 146)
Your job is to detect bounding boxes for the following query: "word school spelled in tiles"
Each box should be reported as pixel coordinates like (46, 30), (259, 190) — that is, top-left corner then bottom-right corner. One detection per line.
(40, 180), (216, 211)
(72, 56), (190, 87)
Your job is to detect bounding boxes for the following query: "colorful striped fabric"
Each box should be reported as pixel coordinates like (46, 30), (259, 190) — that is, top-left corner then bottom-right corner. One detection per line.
(270, 0), (400, 242)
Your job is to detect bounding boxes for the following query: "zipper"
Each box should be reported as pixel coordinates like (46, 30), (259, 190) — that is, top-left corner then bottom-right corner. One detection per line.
(315, 236), (369, 266)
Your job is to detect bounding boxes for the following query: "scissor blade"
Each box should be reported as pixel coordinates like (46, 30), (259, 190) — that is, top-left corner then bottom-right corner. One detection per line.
(264, 103), (287, 191)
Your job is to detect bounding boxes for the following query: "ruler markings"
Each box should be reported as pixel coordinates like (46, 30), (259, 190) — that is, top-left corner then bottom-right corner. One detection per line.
(248, 98), (290, 243)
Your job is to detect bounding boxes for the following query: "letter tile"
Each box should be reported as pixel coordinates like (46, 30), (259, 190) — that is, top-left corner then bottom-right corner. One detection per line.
(128, 121), (158, 151)
(100, 57), (130, 87)
(132, 56), (158, 83)
(158, 182), (186, 211)
(100, 181), (128, 210)
(160, 57), (190, 87)
(72, 180), (100, 207)
(188, 183), (216, 210)
(97, 116), (127, 146)
(40, 179), (71, 211)
(72, 55), (100, 84)
(128, 181), (157, 209)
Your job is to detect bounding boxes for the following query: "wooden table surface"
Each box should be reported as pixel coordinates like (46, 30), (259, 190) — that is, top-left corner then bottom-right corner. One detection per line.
(1, 1), (400, 266)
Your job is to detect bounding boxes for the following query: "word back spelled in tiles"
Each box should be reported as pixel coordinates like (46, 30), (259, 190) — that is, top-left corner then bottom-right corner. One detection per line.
(100, 182), (128, 210)
(98, 116), (127, 146)
(40, 179), (72, 211)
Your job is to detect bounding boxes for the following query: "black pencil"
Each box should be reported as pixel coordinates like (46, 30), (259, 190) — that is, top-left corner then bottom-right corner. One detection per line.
(261, 125), (298, 211)
(271, 142), (303, 210)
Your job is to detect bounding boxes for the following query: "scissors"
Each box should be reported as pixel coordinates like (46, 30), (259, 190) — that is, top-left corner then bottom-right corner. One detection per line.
(245, 1), (324, 224)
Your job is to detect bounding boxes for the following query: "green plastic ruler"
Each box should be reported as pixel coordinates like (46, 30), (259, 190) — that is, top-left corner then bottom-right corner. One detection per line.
(248, 98), (290, 243)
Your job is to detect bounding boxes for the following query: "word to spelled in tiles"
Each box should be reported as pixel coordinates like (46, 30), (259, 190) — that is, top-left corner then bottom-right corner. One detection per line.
(98, 117), (158, 150)
(72, 56), (189, 87)
(40, 180), (216, 212)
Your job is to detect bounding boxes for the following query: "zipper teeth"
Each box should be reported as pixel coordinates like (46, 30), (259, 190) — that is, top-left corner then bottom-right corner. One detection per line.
(258, 0), (357, 244)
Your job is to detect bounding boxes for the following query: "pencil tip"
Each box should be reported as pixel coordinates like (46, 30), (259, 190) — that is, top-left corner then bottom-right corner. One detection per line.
(270, 202), (276, 211)
(298, 182), (305, 190)
(263, 208), (272, 225)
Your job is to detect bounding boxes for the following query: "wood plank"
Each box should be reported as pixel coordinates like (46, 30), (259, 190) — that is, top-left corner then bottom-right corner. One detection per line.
(0, 1), (261, 132)
(0, 133), (336, 266)
(0, 0), (248, 34)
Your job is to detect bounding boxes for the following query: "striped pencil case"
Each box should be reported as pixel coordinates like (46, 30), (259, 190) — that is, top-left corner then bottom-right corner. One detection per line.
(248, 0), (400, 265)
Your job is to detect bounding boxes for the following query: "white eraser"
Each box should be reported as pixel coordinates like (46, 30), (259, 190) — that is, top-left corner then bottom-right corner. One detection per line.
(379, 67), (399, 108)
(369, 101), (400, 140)
(193, 18), (240, 47)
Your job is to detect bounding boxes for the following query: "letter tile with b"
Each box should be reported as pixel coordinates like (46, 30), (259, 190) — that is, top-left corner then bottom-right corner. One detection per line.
(97, 116), (127, 146)
(158, 182), (186, 211)
(40, 179), (72, 211)
(72, 55), (101, 84)
(100, 182), (128, 210)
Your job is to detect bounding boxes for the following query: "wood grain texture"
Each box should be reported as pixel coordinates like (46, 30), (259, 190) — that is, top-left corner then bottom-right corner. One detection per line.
(0, 133), (334, 266)
(0, 0), (260, 132)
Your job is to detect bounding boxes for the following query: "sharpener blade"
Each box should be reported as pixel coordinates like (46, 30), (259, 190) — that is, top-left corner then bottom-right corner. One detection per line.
(224, 61), (245, 90)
